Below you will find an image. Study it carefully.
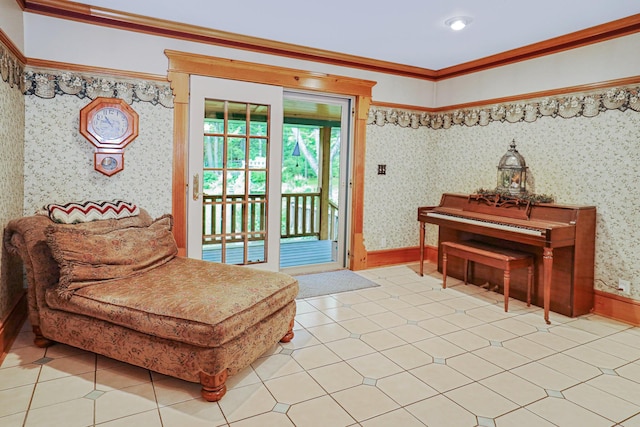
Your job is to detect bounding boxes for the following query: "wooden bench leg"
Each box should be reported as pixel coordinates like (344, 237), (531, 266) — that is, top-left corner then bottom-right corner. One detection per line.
(463, 259), (469, 285)
(503, 270), (511, 312)
(442, 251), (448, 289)
(527, 265), (533, 307)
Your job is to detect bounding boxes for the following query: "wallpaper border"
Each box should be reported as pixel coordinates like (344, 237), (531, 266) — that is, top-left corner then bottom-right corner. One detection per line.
(23, 68), (174, 107)
(0, 42), (24, 90)
(368, 84), (640, 128)
(0, 38), (171, 107)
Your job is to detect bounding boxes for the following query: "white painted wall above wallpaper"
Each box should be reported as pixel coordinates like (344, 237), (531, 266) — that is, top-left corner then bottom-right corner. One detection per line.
(21, 13), (434, 107)
(436, 33), (640, 107)
(0, 0), (24, 51)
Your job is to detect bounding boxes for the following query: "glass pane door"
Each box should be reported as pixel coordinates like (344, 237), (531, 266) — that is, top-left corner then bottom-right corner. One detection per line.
(188, 76), (283, 271)
(202, 100), (269, 264)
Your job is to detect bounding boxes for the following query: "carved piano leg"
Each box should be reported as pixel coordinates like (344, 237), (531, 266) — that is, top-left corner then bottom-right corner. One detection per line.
(442, 251), (448, 288)
(419, 222), (426, 276)
(543, 247), (553, 324)
(503, 270), (511, 312)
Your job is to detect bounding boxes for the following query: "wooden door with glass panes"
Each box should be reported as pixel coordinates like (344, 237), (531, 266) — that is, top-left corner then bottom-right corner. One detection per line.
(188, 76), (283, 271)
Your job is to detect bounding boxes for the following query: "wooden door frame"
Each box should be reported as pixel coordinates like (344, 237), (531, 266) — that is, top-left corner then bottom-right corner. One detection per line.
(165, 49), (375, 270)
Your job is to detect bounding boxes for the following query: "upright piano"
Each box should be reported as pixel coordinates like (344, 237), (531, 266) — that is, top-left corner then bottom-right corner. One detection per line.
(418, 193), (596, 323)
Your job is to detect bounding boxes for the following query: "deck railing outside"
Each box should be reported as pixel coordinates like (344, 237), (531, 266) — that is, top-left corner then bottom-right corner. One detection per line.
(202, 193), (338, 244)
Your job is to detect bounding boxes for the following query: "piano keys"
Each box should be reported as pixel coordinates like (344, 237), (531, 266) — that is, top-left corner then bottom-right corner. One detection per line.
(418, 193), (596, 324)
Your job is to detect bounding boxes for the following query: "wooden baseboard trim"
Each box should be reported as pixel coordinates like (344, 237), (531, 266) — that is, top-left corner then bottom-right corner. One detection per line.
(0, 292), (28, 365)
(366, 245), (437, 268)
(593, 289), (640, 326)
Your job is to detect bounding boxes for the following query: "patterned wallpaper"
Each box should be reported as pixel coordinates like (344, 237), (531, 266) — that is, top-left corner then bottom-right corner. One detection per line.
(365, 89), (640, 301)
(23, 72), (174, 219)
(0, 51), (174, 322)
(0, 42), (25, 322)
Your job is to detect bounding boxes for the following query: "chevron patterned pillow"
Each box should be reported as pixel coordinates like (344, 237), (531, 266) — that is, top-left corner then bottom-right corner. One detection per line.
(42, 200), (140, 224)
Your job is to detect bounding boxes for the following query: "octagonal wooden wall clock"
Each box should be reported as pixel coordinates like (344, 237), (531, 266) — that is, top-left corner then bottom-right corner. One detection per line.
(79, 97), (139, 176)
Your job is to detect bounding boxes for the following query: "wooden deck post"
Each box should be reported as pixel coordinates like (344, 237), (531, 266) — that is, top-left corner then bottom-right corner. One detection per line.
(319, 126), (332, 241)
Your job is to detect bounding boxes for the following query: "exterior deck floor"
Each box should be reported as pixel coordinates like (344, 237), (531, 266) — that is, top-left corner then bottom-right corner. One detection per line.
(202, 238), (333, 268)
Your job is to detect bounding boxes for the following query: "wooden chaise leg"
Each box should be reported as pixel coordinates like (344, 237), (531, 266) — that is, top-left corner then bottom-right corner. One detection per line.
(200, 318), (294, 402)
(32, 325), (54, 348)
(200, 370), (228, 402)
(280, 319), (295, 343)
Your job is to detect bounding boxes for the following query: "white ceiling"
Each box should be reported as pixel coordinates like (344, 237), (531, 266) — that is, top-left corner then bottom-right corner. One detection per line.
(73, 0), (640, 70)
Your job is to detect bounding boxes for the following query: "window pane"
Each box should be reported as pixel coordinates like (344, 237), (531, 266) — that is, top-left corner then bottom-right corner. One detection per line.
(202, 200), (223, 239)
(225, 242), (243, 265)
(249, 103), (268, 136)
(204, 99), (225, 133)
(248, 200), (266, 233)
(225, 202), (244, 234)
(227, 102), (247, 134)
(247, 240), (266, 263)
(227, 137), (246, 169)
(249, 138), (267, 169)
(204, 243), (222, 262)
(249, 171), (266, 194)
(226, 171), (245, 195)
(203, 136), (223, 168)
(203, 170), (223, 196)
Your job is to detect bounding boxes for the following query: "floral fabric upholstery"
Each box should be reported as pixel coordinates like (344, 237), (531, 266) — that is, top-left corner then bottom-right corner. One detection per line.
(4, 211), (155, 329)
(45, 215), (177, 300)
(46, 257), (299, 347)
(3, 209), (298, 387)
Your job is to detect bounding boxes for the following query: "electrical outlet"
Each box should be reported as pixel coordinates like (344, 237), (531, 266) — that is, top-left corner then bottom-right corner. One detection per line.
(618, 279), (631, 294)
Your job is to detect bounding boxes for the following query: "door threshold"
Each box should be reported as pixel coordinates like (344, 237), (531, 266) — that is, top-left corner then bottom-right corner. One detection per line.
(281, 263), (346, 276)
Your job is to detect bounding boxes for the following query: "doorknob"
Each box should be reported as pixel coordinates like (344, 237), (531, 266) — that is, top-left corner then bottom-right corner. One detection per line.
(192, 173), (200, 201)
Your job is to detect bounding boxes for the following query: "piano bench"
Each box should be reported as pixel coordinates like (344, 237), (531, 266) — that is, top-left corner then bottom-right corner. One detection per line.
(441, 240), (533, 312)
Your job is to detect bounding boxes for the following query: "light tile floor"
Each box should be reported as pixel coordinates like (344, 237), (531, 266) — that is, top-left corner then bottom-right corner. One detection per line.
(2, 263), (640, 427)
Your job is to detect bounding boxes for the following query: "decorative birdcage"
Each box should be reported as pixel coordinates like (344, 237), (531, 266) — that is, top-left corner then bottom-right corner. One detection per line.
(497, 140), (527, 196)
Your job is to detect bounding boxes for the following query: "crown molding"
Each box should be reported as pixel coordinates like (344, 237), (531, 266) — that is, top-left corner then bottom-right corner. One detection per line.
(22, 0), (438, 80)
(21, 1), (640, 81)
(436, 14), (640, 80)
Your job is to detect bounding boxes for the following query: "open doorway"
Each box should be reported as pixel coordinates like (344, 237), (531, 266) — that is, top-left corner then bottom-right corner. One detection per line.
(280, 92), (352, 272)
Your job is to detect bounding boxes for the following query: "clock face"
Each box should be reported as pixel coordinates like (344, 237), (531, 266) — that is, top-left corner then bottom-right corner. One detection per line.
(91, 107), (130, 141)
(80, 97), (139, 176)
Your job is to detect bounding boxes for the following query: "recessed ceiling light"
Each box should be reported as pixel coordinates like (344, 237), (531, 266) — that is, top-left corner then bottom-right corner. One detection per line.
(445, 16), (472, 31)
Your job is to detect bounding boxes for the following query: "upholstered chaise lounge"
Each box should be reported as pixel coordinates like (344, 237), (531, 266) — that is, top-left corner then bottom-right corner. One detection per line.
(3, 204), (298, 402)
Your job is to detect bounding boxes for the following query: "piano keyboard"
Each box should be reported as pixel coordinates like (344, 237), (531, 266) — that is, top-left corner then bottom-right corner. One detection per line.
(426, 212), (544, 236)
